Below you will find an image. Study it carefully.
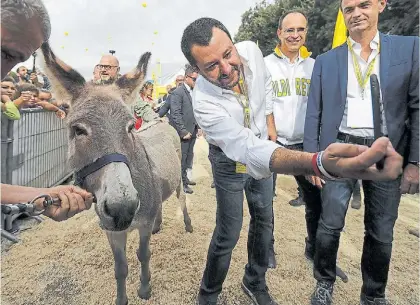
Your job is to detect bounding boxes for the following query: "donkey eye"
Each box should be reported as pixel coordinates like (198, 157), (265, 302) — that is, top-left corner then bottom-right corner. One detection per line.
(72, 125), (88, 137)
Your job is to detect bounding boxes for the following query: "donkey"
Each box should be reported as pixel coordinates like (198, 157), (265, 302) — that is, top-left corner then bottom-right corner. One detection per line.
(40, 43), (193, 305)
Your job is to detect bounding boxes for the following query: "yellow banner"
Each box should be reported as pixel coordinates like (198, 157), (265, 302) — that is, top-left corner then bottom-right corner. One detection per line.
(332, 10), (347, 49)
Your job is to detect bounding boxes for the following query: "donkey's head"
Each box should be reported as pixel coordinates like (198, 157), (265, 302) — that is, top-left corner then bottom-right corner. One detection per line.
(40, 43), (151, 231)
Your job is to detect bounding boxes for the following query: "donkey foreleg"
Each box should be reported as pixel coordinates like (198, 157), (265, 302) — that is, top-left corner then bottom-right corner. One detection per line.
(152, 205), (162, 234)
(176, 181), (193, 233)
(137, 229), (152, 300)
(106, 231), (128, 305)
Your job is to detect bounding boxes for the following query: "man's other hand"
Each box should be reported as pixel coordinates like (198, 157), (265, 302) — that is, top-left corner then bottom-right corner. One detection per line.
(400, 163), (419, 194)
(183, 132), (192, 140)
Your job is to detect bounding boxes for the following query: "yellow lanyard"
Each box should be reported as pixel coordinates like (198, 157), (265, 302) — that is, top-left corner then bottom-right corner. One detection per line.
(236, 67), (251, 128)
(347, 37), (380, 99)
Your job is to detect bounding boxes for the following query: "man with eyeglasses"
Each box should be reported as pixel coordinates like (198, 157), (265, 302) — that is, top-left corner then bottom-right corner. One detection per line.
(94, 54), (120, 85)
(170, 65), (199, 194)
(264, 9), (314, 269)
(175, 75), (184, 87)
(264, 8), (348, 278)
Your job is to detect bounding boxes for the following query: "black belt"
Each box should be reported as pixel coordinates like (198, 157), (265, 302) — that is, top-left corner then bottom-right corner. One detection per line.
(337, 132), (375, 146)
(209, 144), (222, 152)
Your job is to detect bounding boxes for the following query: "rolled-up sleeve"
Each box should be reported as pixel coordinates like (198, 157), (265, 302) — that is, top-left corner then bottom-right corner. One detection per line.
(264, 64), (273, 115)
(194, 100), (279, 179)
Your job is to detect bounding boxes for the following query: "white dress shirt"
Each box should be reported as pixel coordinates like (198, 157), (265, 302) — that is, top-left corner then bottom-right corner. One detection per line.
(184, 83), (192, 96)
(192, 41), (280, 180)
(340, 31), (388, 137)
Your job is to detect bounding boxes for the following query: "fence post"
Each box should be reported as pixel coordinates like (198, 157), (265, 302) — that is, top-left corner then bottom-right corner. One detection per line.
(1, 115), (15, 184)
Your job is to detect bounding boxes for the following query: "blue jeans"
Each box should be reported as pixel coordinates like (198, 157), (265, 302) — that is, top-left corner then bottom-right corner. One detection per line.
(314, 177), (401, 298)
(199, 145), (274, 301)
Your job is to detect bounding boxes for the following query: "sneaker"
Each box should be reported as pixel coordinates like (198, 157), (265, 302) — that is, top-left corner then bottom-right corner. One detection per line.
(360, 294), (393, 305)
(184, 185), (194, 194)
(310, 281), (333, 305)
(289, 196), (305, 207)
(187, 179), (197, 186)
(241, 280), (278, 305)
(268, 247), (277, 269)
(196, 293), (217, 305)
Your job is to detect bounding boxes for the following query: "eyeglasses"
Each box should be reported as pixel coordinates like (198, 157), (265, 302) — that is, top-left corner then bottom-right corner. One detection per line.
(186, 75), (197, 82)
(283, 27), (307, 36)
(96, 64), (119, 71)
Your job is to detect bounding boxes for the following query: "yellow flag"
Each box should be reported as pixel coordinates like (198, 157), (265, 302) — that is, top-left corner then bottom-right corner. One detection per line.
(332, 10), (347, 49)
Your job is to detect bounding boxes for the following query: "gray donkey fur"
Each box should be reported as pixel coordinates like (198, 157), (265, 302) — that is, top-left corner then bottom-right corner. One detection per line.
(40, 43), (193, 305)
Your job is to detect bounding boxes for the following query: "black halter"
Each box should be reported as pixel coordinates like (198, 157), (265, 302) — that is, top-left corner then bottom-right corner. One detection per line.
(74, 153), (130, 187)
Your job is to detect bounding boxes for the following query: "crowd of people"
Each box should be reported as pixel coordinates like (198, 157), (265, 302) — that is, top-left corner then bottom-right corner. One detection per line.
(1, 65), (67, 120)
(1, 0), (418, 305)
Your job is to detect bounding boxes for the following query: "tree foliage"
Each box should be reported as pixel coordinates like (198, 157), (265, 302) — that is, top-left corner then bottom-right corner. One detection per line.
(234, 0), (419, 58)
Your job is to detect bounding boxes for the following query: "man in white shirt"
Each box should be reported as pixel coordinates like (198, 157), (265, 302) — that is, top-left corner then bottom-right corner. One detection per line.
(304, 0), (419, 304)
(264, 10), (346, 281)
(181, 17), (404, 305)
(265, 9), (352, 280)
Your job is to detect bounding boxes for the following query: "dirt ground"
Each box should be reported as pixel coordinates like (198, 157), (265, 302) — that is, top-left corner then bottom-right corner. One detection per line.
(1, 138), (419, 305)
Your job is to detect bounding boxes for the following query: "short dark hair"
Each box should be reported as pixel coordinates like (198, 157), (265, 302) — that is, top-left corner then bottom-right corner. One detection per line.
(39, 88), (51, 95)
(16, 66), (27, 73)
(184, 64), (198, 76)
(2, 76), (16, 83)
(181, 17), (232, 66)
(278, 10), (308, 29)
(14, 83), (39, 99)
(2, 0), (51, 42)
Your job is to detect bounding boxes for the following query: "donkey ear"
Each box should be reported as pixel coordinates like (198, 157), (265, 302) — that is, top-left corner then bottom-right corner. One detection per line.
(116, 52), (151, 103)
(39, 42), (86, 105)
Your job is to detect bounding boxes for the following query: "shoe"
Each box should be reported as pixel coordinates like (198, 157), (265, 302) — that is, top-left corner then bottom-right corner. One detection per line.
(360, 294), (393, 305)
(187, 179), (197, 186)
(211, 182), (215, 188)
(289, 196), (305, 207)
(241, 280), (278, 305)
(196, 293), (217, 305)
(184, 185), (194, 194)
(268, 247), (277, 269)
(310, 281), (333, 305)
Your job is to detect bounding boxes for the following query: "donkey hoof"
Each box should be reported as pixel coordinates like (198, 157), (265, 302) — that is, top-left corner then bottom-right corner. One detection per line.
(138, 285), (152, 300)
(152, 225), (161, 235)
(116, 297), (128, 305)
(185, 224), (193, 233)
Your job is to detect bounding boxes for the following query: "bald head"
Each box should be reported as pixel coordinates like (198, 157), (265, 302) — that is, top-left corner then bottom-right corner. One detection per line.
(96, 54), (120, 83)
(99, 54), (120, 67)
(1, 0), (51, 78)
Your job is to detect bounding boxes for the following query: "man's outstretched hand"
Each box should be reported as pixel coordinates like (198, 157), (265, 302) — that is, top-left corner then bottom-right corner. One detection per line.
(322, 137), (403, 182)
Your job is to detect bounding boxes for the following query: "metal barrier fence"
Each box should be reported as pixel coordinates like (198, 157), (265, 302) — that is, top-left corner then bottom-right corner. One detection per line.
(1, 109), (72, 188)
